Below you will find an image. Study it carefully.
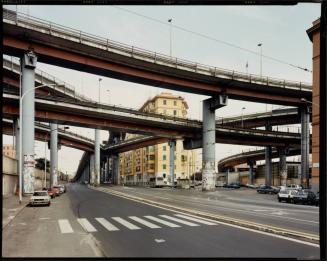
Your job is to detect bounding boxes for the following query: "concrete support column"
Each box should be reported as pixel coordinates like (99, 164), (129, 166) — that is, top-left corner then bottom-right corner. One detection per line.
(300, 106), (310, 188)
(279, 148), (288, 186)
(265, 125), (272, 186)
(112, 154), (119, 185)
(50, 123), (58, 188)
(90, 154), (95, 185)
(169, 140), (176, 187)
(94, 129), (100, 186)
(202, 98), (216, 191)
(21, 51), (37, 194)
(248, 160), (255, 185)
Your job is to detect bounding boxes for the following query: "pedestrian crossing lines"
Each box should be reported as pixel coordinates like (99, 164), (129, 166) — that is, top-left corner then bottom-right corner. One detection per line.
(57, 214), (217, 234)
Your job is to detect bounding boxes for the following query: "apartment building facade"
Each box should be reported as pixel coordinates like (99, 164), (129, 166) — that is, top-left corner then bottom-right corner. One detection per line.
(119, 92), (201, 186)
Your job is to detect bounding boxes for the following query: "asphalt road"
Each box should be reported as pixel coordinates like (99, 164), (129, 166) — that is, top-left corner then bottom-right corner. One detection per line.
(2, 183), (319, 258)
(106, 185), (319, 235)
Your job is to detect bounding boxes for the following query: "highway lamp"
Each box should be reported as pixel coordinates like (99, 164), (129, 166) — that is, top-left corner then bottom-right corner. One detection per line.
(168, 18), (173, 58)
(301, 98), (319, 108)
(258, 43), (266, 111)
(19, 83), (63, 204)
(106, 89), (110, 104)
(98, 78), (102, 103)
(241, 107), (246, 128)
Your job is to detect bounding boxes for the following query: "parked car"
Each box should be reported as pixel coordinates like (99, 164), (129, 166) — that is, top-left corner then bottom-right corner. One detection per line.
(29, 191), (51, 206)
(315, 192), (319, 206)
(52, 187), (60, 197)
(293, 190), (316, 205)
(223, 183), (241, 189)
(257, 185), (279, 194)
(278, 189), (298, 203)
(286, 184), (303, 191)
(246, 184), (259, 189)
(54, 185), (64, 194)
(42, 187), (55, 198)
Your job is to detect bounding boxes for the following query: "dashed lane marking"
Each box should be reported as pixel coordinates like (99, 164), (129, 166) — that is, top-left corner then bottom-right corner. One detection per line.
(128, 216), (161, 229)
(77, 218), (98, 233)
(111, 217), (141, 230)
(159, 215), (200, 227)
(95, 218), (119, 231)
(144, 216), (181, 228)
(58, 219), (74, 234)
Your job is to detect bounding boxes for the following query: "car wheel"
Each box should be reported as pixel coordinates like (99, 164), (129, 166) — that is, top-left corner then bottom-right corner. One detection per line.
(278, 198), (281, 202)
(48, 202), (51, 206)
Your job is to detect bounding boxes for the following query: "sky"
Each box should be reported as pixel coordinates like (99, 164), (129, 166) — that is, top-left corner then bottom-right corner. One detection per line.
(2, 4), (320, 175)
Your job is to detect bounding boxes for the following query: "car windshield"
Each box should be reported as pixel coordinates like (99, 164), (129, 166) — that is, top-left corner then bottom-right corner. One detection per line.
(33, 192), (47, 196)
(280, 190), (288, 194)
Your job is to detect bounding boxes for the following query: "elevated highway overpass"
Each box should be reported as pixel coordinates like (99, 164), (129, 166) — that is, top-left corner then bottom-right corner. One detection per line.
(3, 9), (312, 107)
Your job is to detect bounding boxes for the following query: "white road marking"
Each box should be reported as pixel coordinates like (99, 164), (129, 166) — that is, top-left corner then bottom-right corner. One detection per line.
(39, 217), (50, 220)
(159, 215), (200, 226)
(58, 219), (74, 234)
(111, 217), (141, 230)
(144, 216), (181, 228)
(95, 218), (119, 231)
(77, 218), (97, 232)
(174, 214), (217, 225)
(155, 239), (166, 243)
(128, 216), (161, 229)
(8, 216), (15, 220)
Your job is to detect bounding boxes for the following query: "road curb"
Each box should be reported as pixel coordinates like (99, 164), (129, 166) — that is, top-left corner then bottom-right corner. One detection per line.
(2, 200), (28, 230)
(90, 185), (319, 245)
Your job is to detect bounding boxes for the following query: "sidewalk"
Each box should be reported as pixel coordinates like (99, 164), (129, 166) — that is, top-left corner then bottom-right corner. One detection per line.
(2, 194), (29, 229)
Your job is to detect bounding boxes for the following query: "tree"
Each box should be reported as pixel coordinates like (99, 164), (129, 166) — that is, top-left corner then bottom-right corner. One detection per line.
(35, 158), (50, 172)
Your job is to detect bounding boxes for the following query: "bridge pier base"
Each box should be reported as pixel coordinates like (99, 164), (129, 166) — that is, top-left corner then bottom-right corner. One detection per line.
(112, 154), (119, 185)
(169, 140), (176, 187)
(202, 96), (227, 191)
(21, 51), (37, 195)
(265, 125), (272, 186)
(94, 129), (100, 186)
(279, 147), (288, 186)
(90, 154), (95, 185)
(300, 106), (310, 188)
(50, 123), (58, 188)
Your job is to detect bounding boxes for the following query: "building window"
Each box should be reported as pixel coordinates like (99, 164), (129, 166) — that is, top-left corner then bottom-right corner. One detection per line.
(163, 155), (166, 160)
(163, 100), (167, 105)
(173, 110), (177, 116)
(174, 101), (177, 106)
(163, 173), (166, 178)
(163, 164), (166, 170)
(163, 146), (166, 151)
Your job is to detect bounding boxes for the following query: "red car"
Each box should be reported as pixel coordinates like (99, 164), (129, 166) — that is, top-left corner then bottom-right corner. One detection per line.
(42, 188), (56, 198)
(52, 187), (60, 197)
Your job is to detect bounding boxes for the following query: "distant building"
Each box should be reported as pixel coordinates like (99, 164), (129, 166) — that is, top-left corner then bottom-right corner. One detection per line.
(119, 92), (201, 186)
(3, 144), (15, 159)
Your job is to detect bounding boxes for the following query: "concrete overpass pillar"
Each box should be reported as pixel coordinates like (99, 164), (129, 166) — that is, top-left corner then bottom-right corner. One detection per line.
(247, 160), (255, 185)
(202, 96), (227, 191)
(94, 129), (100, 186)
(112, 154), (119, 185)
(90, 154), (95, 185)
(279, 147), (288, 186)
(265, 125), (272, 186)
(21, 51), (37, 194)
(169, 140), (176, 187)
(50, 123), (58, 188)
(300, 106), (310, 188)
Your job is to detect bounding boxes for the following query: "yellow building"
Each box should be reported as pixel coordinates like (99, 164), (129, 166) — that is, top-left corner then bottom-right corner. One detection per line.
(119, 92), (201, 186)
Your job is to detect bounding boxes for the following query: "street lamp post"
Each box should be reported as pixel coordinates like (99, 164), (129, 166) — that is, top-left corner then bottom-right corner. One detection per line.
(168, 18), (172, 57)
(241, 107), (246, 128)
(98, 78), (102, 103)
(19, 83), (63, 204)
(258, 43), (266, 112)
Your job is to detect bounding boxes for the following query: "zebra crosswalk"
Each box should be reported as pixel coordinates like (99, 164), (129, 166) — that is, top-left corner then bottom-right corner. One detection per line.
(57, 214), (217, 234)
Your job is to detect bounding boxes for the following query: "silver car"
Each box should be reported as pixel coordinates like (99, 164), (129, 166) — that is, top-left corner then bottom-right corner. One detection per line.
(29, 191), (51, 206)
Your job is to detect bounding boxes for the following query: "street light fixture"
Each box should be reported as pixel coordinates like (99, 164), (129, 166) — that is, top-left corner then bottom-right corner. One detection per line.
(19, 83), (63, 204)
(98, 78), (102, 103)
(168, 18), (173, 58)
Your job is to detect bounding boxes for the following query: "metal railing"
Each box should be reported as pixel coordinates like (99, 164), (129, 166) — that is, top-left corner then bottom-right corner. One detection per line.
(3, 9), (312, 92)
(3, 56), (90, 102)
